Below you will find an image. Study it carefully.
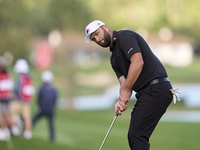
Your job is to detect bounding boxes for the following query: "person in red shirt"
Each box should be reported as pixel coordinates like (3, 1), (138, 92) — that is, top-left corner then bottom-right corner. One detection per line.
(10, 59), (34, 139)
(0, 57), (13, 140)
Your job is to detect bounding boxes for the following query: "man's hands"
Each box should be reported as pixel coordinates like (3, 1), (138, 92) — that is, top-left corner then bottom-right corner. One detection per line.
(115, 87), (132, 115)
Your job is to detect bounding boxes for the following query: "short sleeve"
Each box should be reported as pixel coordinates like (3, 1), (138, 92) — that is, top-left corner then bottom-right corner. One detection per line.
(118, 31), (141, 60)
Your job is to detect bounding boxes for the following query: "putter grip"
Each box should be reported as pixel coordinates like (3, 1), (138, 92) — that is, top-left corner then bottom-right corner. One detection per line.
(116, 108), (120, 116)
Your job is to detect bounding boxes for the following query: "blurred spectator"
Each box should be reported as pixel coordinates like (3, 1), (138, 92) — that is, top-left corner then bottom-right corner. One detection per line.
(10, 59), (34, 139)
(0, 56), (13, 140)
(32, 70), (57, 142)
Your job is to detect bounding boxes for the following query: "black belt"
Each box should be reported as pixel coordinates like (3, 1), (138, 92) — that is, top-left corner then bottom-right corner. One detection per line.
(141, 77), (169, 90)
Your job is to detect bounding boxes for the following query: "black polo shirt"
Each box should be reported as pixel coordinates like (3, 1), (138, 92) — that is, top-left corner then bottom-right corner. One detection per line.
(110, 30), (168, 92)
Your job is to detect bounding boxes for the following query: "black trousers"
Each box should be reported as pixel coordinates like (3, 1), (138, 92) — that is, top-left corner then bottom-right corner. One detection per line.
(128, 81), (173, 150)
(32, 110), (55, 141)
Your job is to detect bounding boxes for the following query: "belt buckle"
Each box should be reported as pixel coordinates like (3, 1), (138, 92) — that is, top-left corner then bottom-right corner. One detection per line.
(150, 79), (159, 85)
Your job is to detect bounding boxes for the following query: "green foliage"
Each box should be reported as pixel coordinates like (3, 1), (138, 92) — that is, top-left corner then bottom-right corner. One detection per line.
(0, 0), (92, 60)
(48, 0), (92, 31)
(0, 30), (30, 61)
(1, 0), (200, 66)
(0, 0), (30, 61)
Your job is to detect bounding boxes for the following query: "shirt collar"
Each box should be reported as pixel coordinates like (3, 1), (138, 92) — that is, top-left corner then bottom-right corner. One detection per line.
(110, 30), (118, 52)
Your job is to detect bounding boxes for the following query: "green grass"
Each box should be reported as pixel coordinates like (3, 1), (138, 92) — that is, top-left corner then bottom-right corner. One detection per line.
(1, 106), (200, 150)
(151, 122), (200, 150)
(165, 57), (200, 83)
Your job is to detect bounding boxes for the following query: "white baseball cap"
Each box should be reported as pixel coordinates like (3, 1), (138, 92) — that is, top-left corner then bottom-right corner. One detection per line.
(14, 59), (29, 74)
(85, 20), (105, 43)
(41, 70), (54, 83)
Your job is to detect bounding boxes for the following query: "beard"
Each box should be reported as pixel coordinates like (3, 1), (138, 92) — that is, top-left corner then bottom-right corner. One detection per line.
(97, 28), (111, 48)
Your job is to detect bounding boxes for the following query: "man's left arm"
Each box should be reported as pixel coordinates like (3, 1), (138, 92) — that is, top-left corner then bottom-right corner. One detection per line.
(118, 52), (144, 114)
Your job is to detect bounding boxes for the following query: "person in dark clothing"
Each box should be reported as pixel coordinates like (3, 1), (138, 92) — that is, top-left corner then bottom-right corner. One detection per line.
(85, 20), (180, 150)
(32, 70), (57, 142)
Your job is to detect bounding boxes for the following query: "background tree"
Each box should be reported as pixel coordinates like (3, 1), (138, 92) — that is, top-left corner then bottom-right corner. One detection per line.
(0, 0), (200, 62)
(0, 0), (30, 61)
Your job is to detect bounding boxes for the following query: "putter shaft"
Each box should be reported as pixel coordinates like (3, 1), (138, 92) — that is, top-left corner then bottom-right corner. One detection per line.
(99, 109), (120, 150)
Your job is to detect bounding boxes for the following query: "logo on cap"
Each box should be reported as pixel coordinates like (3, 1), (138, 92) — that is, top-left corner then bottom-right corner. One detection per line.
(86, 28), (90, 34)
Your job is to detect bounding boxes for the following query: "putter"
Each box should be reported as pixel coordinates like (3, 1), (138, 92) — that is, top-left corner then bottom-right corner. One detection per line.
(99, 108), (120, 150)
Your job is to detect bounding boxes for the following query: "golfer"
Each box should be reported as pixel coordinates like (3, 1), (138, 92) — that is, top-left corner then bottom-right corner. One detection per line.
(85, 20), (179, 150)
